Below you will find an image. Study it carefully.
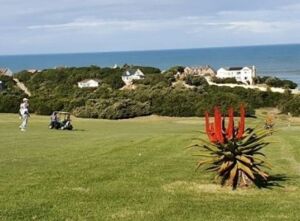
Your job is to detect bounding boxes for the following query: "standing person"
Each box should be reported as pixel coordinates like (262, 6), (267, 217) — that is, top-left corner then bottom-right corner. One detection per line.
(19, 98), (30, 131)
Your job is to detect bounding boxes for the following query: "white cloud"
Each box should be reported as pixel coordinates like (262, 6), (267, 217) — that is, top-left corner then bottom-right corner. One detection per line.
(207, 21), (296, 33)
(1, 0), (300, 54)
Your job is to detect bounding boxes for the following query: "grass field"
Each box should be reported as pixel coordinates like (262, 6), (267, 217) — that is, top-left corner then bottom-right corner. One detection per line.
(0, 112), (300, 220)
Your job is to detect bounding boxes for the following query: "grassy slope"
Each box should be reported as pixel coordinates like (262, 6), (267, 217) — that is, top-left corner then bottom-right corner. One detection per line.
(0, 113), (299, 221)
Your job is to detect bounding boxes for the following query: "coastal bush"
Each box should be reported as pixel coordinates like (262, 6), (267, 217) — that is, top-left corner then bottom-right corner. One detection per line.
(30, 98), (66, 115)
(131, 66), (161, 75)
(73, 98), (151, 119)
(7, 66), (295, 119)
(211, 77), (242, 84)
(255, 76), (298, 89)
(99, 99), (151, 119)
(184, 75), (208, 87)
(280, 95), (300, 116)
(0, 76), (26, 113)
(0, 95), (21, 113)
(134, 74), (170, 87)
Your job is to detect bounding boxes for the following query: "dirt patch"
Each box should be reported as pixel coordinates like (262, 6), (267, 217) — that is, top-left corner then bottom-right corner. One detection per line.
(63, 187), (90, 194)
(111, 209), (152, 219)
(163, 181), (258, 195)
(283, 186), (298, 192)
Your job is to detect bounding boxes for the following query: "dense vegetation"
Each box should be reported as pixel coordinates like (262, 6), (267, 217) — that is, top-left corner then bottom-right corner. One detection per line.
(255, 76), (298, 89)
(0, 65), (298, 118)
(0, 75), (26, 113)
(211, 77), (241, 84)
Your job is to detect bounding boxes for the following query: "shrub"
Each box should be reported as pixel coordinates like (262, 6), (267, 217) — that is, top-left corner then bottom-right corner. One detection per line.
(134, 74), (170, 87)
(99, 99), (151, 119)
(184, 75), (208, 87)
(30, 98), (66, 115)
(211, 77), (241, 84)
(280, 95), (300, 116)
(0, 95), (21, 113)
(258, 76), (298, 89)
(73, 99), (151, 119)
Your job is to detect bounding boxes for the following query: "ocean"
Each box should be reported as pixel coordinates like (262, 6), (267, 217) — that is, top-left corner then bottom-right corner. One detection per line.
(1, 44), (300, 86)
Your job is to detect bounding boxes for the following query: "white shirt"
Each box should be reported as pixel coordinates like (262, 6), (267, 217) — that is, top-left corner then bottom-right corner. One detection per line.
(20, 102), (29, 115)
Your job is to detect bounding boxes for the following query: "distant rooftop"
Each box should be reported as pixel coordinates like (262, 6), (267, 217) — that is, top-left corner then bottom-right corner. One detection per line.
(227, 67), (243, 71)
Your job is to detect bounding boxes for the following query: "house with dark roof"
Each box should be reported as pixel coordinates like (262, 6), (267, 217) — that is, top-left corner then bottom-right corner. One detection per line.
(217, 66), (257, 85)
(122, 69), (144, 85)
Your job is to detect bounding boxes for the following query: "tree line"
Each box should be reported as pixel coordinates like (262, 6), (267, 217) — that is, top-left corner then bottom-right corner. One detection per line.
(0, 65), (299, 118)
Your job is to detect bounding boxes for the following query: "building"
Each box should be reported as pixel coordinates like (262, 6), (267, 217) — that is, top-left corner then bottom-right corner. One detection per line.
(217, 66), (256, 85)
(0, 68), (13, 76)
(0, 81), (3, 91)
(27, 69), (41, 74)
(176, 65), (216, 79)
(122, 69), (144, 85)
(77, 79), (100, 88)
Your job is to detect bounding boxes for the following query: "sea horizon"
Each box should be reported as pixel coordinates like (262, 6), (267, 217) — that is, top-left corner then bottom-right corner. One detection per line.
(1, 43), (300, 86)
(1, 43), (299, 57)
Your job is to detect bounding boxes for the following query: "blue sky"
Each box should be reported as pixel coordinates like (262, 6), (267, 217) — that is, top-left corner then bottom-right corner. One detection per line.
(1, 0), (300, 55)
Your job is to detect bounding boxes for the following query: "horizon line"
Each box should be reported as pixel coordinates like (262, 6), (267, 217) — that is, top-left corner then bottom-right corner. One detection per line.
(1, 42), (300, 57)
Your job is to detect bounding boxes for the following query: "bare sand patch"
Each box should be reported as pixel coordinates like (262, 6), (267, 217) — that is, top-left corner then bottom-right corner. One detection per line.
(63, 187), (90, 194)
(111, 209), (152, 219)
(163, 181), (258, 195)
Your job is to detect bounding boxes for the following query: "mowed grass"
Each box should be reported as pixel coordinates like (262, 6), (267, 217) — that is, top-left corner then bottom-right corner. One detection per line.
(0, 113), (300, 221)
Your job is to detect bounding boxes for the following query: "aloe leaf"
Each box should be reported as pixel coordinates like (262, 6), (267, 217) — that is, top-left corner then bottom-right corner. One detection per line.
(237, 162), (255, 180)
(236, 155), (253, 165)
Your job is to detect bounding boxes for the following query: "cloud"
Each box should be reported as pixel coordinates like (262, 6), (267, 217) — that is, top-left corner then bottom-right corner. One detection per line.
(27, 16), (296, 34)
(205, 20), (297, 33)
(1, 0), (300, 54)
(26, 17), (203, 32)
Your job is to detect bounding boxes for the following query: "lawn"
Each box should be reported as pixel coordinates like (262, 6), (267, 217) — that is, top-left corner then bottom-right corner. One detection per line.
(0, 112), (299, 221)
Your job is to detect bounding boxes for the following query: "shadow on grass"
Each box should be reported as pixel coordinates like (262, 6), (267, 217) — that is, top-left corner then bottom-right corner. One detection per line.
(254, 174), (288, 189)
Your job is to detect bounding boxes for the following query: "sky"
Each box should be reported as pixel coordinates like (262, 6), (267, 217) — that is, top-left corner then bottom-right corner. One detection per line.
(1, 0), (300, 55)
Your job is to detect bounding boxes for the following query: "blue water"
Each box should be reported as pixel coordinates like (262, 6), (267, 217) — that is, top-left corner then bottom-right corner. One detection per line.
(1, 44), (300, 85)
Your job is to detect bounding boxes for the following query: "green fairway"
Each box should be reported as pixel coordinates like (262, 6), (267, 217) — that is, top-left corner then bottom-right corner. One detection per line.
(0, 113), (299, 221)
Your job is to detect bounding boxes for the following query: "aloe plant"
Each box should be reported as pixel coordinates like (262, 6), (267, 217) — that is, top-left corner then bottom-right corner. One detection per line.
(190, 105), (272, 189)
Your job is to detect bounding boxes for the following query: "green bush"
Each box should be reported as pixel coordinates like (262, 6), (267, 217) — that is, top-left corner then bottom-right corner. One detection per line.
(5, 66), (295, 119)
(184, 75), (208, 87)
(211, 77), (242, 84)
(280, 95), (300, 116)
(0, 95), (21, 113)
(256, 76), (297, 89)
(73, 99), (151, 119)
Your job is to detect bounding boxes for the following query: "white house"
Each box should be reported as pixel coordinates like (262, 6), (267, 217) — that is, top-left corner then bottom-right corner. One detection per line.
(0, 68), (13, 76)
(27, 69), (41, 74)
(122, 69), (145, 85)
(77, 79), (100, 88)
(217, 66), (256, 85)
(0, 81), (3, 91)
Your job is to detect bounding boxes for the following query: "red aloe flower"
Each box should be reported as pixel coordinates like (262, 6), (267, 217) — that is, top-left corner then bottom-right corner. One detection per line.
(204, 105), (246, 144)
(214, 107), (224, 144)
(226, 107), (234, 140)
(205, 111), (218, 143)
(237, 105), (245, 139)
